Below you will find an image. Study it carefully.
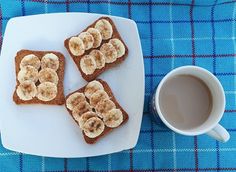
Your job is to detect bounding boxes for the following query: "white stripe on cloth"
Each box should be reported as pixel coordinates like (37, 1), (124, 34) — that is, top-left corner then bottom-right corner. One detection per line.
(108, 154), (111, 172)
(44, 0), (48, 13)
(123, 148), (236, 153)
(108, 0), (111, 15)
(172, 132), (177, 171)
(169, 1), (177, 171)
(169, 2), (175, 69)
(0, 152), (20, 156)
(225, 91), (236, 94)
(41, 157), (45, 172)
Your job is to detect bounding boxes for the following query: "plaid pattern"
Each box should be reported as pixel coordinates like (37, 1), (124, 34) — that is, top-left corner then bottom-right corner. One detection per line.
(0, 0), (236, 171)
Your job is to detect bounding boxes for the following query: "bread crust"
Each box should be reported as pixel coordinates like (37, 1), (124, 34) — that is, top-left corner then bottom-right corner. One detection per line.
(13, 49), (65, 105)
(65, 79), (129, 144)
(64, 17), (129, 81)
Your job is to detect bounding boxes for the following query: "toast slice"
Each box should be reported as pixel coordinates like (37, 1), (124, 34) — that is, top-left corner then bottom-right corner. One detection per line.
(65, 79), (129, 144)
(13, 49), (65, 105)
(64, 17), (128, 81)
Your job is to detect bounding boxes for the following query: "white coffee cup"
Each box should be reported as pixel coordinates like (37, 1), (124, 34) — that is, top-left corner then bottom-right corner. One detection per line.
(152, 66), (230, 142)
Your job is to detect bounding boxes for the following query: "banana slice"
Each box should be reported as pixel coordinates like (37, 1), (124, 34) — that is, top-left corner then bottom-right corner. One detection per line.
(36, 82), (57, 101)
(20, 54), (41, 70)
(80, 55), (97, 75)
(109, 38), (125, 58)
(41, 53), (59, 71)
(103, 109), (123, 128)
(84, 80), (104, 99)
(87, 28), (102, 48)
(100, 43), (118, 63)
(38, 68), (59, 84)
(95, 19), (113, 40)
(17, 65), (38, 83)
(89, 90), (109, 107)
(69, 36), (85, 56)
(16, 81), (37, 100)
(83, 117), (105, 138)
(78, 32), (94, 50)
(77, 111), (97, 129)
(95, 99), (116, 118)
(89, 50), (105, 69)
(66, 92), (86, 111)
(72, 101), (92, 117)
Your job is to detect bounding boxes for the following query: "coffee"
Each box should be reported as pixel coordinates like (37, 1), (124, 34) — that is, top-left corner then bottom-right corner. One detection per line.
(159, 75), (212, 130)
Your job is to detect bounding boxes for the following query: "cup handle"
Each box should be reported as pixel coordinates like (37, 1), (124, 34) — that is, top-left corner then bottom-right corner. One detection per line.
(206, 124), (230, 142)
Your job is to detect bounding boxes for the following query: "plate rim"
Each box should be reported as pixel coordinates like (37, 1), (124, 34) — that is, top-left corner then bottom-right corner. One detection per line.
(0, 12), (145, 158)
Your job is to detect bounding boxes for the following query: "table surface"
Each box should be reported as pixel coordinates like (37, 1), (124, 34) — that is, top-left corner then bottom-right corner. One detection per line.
(0, 0), (236, 172)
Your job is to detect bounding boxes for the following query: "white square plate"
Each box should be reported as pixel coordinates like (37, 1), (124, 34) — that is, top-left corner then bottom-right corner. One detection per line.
(0, 13), (144, 158)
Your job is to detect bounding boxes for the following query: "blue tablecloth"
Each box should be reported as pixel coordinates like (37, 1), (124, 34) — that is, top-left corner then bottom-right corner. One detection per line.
(0, 0), (236, 171)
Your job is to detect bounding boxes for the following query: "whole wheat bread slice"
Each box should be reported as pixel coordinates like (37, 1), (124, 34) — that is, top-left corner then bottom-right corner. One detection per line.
(65, 79), (129, 144)
(13, 49), (65, 105)
(64, 17), (129, 82)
